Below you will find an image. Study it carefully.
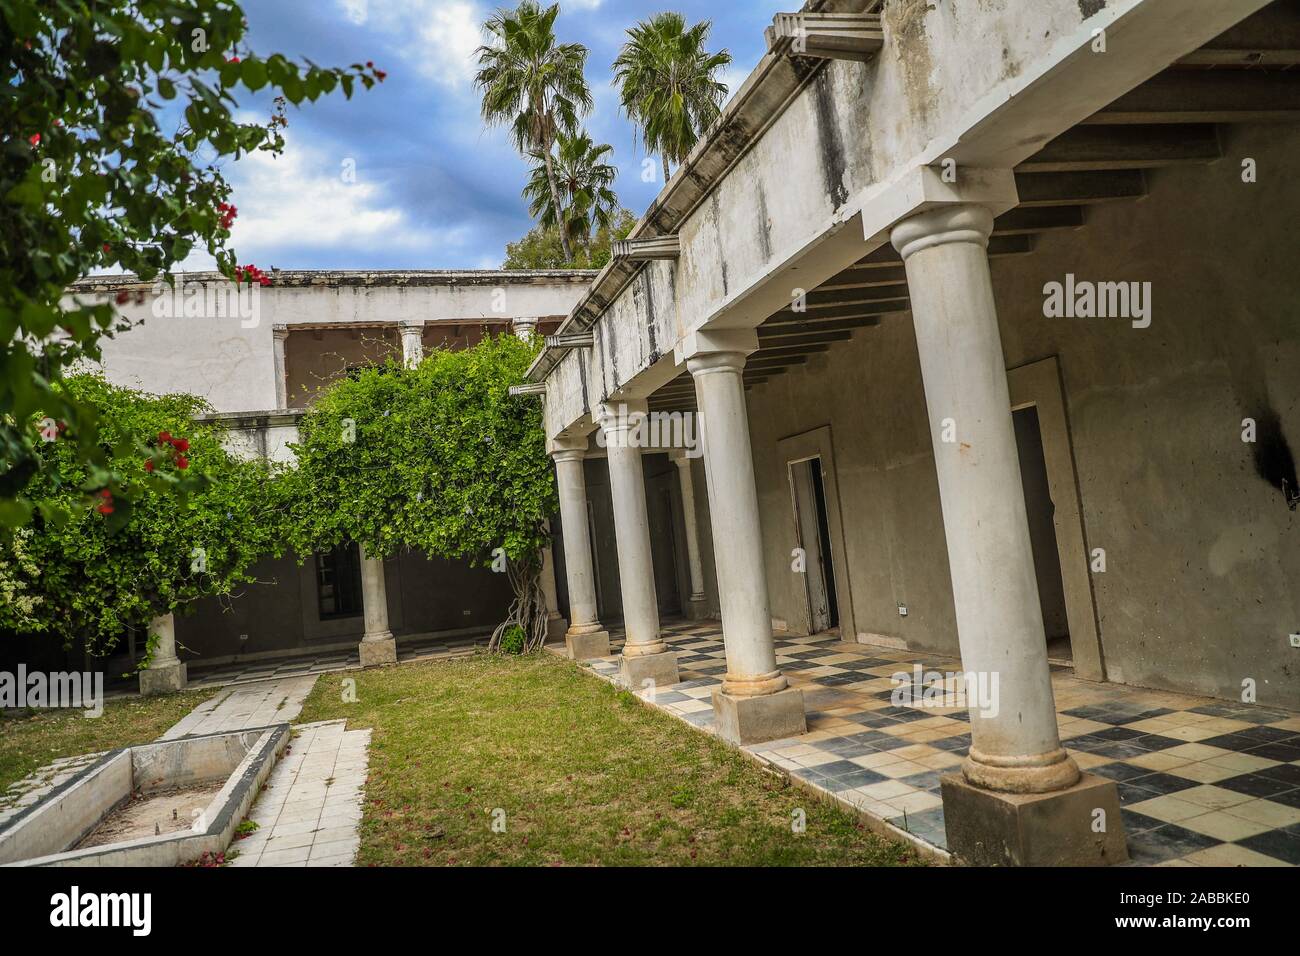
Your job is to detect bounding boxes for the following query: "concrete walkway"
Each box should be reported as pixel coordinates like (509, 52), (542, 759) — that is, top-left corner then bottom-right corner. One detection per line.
(160, 675), (317, 739)
(228, 719), (370, 867)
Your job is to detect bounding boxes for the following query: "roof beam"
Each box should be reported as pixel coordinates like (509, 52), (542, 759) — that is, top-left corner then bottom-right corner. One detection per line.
(767, 301), (904, 323)
(760, 316), (880, 337)
(1178, 2), (1300, 67)
(1089, 70), (1300, 125)
(992, 205), (1086, 236)
(1017, 124), (1221, 172)
(858, 234), (1035, 267)
(611, 235), (680, 261)
(1014, 170), (1147, 206)
(766, 12), (884, 61)
(755, 331), (854, 348)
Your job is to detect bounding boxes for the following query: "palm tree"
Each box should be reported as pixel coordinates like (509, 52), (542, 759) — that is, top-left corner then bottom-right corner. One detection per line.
(612, 12), (732, 184)
(523, 131), (619, 261)
(475, 1), (592, 263)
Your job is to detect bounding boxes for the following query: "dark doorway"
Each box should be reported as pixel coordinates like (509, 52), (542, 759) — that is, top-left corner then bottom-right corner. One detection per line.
(315, 542), (363, 620)
(790, 457), (839, 634)
(1012, 406), (1071, 663)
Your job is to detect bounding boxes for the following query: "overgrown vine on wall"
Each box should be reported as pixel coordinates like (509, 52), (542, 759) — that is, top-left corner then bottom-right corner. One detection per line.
(0, 373), (286, 659)
(284, 334), (558, 652)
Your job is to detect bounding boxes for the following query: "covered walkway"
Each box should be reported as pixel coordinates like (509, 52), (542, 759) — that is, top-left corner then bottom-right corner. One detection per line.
(563, 619), (1300, 867)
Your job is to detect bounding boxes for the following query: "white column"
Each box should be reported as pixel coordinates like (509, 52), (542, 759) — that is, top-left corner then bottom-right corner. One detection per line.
(139, 612), (187, 695)
(512, 316), (539, 340)
(685, 345), (784, 697)
(550, 438), (609, 658)
(539, 521), (566, 639)
(680, 330), (804, 744)
(597, 401), (664, 656)
(272, 325), (288, 409)
(399, 321), (424, 368)
(891, 203), (1078, 795)
(669, 449), (707, 609)
(358, 543), (397, 666)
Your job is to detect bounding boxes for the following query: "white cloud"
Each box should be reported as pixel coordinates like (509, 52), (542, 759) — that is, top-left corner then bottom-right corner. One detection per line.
(176, 132), (468, 270)
(335, 0), (485, 89)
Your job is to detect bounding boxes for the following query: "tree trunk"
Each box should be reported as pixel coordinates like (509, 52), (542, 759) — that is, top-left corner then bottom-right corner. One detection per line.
(543, 149), (574, 264)
(488, 552), (549, 654)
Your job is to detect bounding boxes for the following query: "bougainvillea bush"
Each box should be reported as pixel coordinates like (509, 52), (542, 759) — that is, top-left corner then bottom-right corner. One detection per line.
(285, 335), (557, 651)
(0, 374), (286, 659)
(1, 0), (383, 531)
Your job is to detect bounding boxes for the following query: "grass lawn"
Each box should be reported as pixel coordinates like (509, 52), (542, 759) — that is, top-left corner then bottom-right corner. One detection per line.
(0, 688), (214, 794)
(296, 653), (925, 866)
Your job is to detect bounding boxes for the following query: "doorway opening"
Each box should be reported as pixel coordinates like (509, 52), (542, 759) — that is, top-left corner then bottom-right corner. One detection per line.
(1012, 405), (1072, 665)
(789, 457), (839, 635)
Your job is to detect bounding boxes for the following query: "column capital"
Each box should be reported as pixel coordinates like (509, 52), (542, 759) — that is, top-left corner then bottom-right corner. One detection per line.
(399, 319), (425, 332)
(549, 433), (590, 460)
(890, 203), (994, 261)
(595, 398), (648, 435)
(271, 324), (289, 341)
(675, 327), (758, 367)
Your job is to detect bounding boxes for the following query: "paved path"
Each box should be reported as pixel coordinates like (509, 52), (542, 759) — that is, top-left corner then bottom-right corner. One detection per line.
(160, 675), (317, 739)
(229, 719), (370, 868)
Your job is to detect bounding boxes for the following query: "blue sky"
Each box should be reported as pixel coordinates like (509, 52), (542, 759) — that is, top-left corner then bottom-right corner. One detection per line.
(193, 0), (788, 272)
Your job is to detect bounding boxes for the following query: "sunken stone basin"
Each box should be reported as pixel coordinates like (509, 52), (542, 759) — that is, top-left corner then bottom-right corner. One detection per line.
(0, 725), (289, 867)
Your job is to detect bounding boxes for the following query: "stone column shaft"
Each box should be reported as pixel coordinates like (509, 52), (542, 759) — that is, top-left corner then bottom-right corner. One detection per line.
(358, 543), (397, 666)
(139, 612), (187, 696)
(551, 442), (609, 659)
(399, 321), (424, 368)
(272, 326), (288, 409)
(671, 451), (707, 609)
(682, 339), (804, 744)
(891, 203), (1078, 795)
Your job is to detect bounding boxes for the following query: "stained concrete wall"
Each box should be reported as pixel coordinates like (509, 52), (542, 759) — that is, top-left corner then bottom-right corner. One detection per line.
(174, 547), (513, 668)
(74, 272), (592, 415)
(738, 121), (1299, 706)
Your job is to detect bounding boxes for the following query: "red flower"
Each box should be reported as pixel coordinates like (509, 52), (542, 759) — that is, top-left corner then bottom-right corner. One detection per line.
(375, 70), (387, 82)
(229, 56), (240, 63)
(102, 242), (111, 253)
(172, 437), (189, 452)
(175, 455), (189, 470)
(97, 503), (114, 515)
(28, 133), (40, 146)
(158, 430), (171, 443)
(366, 61), (374, 68)
(99, 489), (112, 498)
(144, 459), (154, 472)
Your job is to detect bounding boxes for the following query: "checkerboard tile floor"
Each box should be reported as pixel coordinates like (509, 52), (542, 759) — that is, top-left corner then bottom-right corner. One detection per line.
(573, 620), (1300, 867)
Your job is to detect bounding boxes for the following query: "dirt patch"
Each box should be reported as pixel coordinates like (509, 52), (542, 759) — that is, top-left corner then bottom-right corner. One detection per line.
(75, 781), (225, 849)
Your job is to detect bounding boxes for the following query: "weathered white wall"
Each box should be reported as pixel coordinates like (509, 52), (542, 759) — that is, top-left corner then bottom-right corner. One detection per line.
(740, 121), (1300, 706)
(73, 272), (591, 414)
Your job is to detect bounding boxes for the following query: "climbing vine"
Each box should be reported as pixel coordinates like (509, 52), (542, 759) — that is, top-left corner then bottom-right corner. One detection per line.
(284, 335), (558, 652)
(0, 373), (285, 656)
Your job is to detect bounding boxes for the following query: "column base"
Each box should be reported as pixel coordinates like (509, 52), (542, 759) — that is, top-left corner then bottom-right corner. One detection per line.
(684, 596), (710, 620)
(619, 650), (679, 692)
(358, 637), (398, 668)
(941, 771), (1129, 866)
(547, 614), (569, 642)
(139, 660), (187, 697)
(712, 687), (806, 745)
(565, 628), (610, 660)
